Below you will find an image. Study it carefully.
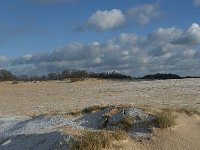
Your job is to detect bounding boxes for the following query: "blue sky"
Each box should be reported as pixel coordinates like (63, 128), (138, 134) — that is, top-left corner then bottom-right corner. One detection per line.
(0, 0), (200, 76)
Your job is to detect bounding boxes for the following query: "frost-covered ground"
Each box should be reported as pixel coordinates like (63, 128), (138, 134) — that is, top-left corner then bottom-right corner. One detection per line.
(0, 78), (200, 150)
(0, 78), (200, 116)
(0, 106), (155, 150)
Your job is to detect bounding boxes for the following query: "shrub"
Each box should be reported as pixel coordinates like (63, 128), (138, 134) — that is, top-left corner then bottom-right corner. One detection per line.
(154, 108), (176, 129)
(69, 131), (111, 150)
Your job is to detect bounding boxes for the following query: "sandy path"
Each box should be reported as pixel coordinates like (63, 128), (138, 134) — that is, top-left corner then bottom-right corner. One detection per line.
(0, 78), (200, 116)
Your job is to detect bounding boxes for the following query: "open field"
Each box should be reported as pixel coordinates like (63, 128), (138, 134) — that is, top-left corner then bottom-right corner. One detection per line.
(0, 78), (200, 150)
(0, 78), (200, 116)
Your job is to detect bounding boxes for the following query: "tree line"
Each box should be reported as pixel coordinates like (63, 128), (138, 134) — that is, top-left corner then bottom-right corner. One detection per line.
(0, 69), (199, 81)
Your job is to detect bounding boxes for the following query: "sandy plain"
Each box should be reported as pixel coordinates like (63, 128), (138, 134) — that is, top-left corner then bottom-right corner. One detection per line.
(0, 78), (200, 116)
(0, 78), (200, 150)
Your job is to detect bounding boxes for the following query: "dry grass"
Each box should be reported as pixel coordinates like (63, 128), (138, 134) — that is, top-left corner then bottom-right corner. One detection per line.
(177, 108), (200, 116)
(69, 131), (111, 150)
(82, 105), (108, 114)
(116, 115), (135, 131)
(111, 129), (128, 140)
(69, 105), (109, 116)
(154, 108), (176, 129)
(69, 130), (128, 150)
(69, 78), (84, 83)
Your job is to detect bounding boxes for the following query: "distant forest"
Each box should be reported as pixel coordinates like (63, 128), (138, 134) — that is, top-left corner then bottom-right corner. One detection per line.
(0, 69), (199, 81)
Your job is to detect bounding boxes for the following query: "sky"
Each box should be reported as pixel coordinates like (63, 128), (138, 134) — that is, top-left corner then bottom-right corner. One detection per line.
(0, 0), (200, 77)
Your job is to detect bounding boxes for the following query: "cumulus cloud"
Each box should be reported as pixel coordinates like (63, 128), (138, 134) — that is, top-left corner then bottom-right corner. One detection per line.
(86, 9), (126, 30)
(127, 3), (161, 25)
(77, 3), (161, 31)
(172, 23), (200, 45)
(194, 0), (200, 6)
(4, 23), (200, 76)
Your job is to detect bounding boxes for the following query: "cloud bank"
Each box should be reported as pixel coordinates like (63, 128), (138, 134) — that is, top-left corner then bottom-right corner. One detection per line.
(2, 23), (200, 77)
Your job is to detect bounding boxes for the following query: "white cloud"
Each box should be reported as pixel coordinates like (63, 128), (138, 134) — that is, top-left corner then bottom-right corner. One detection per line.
(76, 3), (161, 31)
(172, 23), (200, 45)
(6, 23), (200, 77)
(194, 0), (200, 6)
(127, 3), (160, 25)
(87, 9), (126, 30)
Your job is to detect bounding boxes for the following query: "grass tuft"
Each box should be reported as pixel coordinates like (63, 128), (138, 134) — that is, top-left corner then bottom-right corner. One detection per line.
(116, 115), (135, 131)
(69, 130), (128, 150)
(177, 108), (200, 116)
(69, 131), (111, 150)
(69, 105), (109, 116)
(111, 128), (128, 140)
(154, 108), (176, 129)
(82, 105), (107, 114)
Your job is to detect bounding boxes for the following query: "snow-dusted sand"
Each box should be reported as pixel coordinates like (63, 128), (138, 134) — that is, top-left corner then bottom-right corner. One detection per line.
(0, 78), (200, 116)
(0, 78), (200, 150)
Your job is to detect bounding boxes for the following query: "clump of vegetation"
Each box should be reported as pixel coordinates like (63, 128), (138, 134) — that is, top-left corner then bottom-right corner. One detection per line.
(142, 73), (182, 80)
(69, 105), (109, 116)
(69, 131), (111, 150)
(0, 69), (17, 81)
(68, 111), (82, 116)
(116, 115), (135, 131)
(111, 128), (128, 140)
(177, 108), (200, 116)
(82, 105), (108, 114)
(69, 78), (84, 83)
(154, 108), (176, 129)
(69, 130), (128, 150)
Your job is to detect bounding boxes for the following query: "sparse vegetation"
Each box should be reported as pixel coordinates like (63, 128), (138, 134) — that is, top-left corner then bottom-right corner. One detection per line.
(1, 68), (200, 82)
(177, 108), (200, 116)
(116, 115), (135, 131)
(111, 128), (128, 140)
(0, 69), (16, 81)
(154, 108), (176, 129)
(69, 130), (128, 150)
(82, 105), (108, 114)
(69, 78), (84, 83)
(69, 131), (112, 150)
(142, 73), (182, 80)
(69, 105), (109, 116)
